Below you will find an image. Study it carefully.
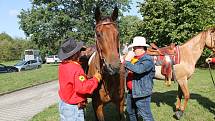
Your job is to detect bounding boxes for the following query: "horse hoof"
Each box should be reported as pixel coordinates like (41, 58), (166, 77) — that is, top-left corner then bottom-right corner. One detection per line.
(165, 82), (168, 86)
(174, 110), (183, 120)
(165, 83), (171, 87)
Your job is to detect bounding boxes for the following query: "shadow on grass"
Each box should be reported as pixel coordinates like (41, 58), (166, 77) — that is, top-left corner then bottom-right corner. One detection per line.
(151, 91), (215, 115)
(83, 91), (214, 120)
(85, 101), (129, 121)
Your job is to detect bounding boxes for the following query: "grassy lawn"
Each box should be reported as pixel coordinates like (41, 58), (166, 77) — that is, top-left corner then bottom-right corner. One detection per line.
(31, 68), (215, 121)
(0, 62), (58, 94)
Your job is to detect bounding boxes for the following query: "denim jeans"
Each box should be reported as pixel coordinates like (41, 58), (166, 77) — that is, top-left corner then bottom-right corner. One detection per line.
(59, 100), (84, 121)
(126, 93), (154, 121)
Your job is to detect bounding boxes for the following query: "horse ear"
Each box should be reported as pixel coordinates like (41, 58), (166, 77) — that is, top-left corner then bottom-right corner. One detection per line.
(95, 7), (101, 23)
(111, 6), (118, 21)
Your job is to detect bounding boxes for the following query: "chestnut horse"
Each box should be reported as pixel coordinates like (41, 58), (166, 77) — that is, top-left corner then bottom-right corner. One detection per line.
(154, 27), (215, 119)
(87, 7), (125, 121)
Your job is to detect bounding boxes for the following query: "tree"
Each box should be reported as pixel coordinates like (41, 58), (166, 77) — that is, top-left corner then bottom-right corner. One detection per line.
(0, 33), (34, 61)
(138, 0), (215, 46)
(119, 15), (142, 45)
(18, 0), (130, 54)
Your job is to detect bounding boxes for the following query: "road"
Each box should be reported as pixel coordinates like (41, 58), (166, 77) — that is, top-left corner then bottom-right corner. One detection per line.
(0, 81), (59, 121)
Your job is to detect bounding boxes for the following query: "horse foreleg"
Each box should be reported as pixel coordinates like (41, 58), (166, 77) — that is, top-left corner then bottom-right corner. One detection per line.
(175, 82), (190, 120)
(92, 99), (105, 121)
(176, 84), (183, 111)
(181, 82), (190, 112)
(175, 84), (183, 120)
(115, 93), (125, 121)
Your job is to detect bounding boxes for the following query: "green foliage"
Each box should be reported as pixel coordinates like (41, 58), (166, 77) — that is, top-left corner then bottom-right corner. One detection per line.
(0, 33), (35, 61)
(0, 32), (13, 41)
(119, 15), (142, 45)
(138, 0), (215, 46)
(18, 0), (131, 53)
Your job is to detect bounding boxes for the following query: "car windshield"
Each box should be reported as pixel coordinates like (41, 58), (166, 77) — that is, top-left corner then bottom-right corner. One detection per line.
(14, 61), (26, 66)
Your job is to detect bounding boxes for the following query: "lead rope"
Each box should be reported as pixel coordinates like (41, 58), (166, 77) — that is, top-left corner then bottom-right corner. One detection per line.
(96, 38), (109, 96)
(208, 63), (215, 87)
(207, 50), (215, 87)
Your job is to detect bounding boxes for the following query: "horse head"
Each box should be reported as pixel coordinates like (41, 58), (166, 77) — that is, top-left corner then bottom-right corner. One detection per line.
(94, 7), (120, 75)
(205, 27), (215, 53)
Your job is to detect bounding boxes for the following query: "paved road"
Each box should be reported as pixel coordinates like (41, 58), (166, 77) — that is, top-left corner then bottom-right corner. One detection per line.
(0, 81), (59, 121)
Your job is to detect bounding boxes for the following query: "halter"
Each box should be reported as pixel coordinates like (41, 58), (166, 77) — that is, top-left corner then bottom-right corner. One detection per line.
(95, 22), (116, 29)
(95, 21), (119, 95)
(95, 21), (118, 72)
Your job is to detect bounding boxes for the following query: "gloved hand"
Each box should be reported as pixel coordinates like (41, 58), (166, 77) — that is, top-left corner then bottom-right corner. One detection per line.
(94, 70), (102, 82)
(205, 58), (212, 63)
(125, 51), (135, 61)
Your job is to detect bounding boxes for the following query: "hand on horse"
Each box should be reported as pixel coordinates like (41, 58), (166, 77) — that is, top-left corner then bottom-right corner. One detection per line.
(94, 70), (102, 82)
(205, 58), (212, 63)
(125, 51), (135, 61)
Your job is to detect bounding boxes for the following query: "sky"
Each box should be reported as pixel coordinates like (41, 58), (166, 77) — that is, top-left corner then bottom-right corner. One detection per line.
(0, 0), (142, 38)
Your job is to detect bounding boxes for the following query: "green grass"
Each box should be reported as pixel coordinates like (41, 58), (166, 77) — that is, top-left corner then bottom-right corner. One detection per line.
(31, 68), (215, 121)
(0, 63), (58, 94)
(30, 105), (60, 121)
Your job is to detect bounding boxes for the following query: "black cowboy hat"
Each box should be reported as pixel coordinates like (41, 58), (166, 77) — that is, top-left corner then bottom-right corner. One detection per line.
(58, 38), (84, 60)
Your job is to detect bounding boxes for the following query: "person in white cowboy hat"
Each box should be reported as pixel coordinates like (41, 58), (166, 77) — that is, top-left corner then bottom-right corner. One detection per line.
(124, 36), (155, 121)
(58, 38), (102, 121)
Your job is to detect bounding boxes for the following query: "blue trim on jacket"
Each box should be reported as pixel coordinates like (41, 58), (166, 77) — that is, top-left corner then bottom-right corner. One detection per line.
(125, 54), (155, 98)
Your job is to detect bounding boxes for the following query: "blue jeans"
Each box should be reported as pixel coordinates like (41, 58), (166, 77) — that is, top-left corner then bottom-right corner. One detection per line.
(59, 100), (85, 121)
(126, 93), (154, 121)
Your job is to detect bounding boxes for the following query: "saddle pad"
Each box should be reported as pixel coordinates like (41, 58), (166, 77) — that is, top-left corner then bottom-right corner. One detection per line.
(153, 46), (180, 65)
(88, 52), (96, 65)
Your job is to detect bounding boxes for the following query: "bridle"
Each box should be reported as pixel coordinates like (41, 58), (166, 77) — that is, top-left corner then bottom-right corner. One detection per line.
(94, 21), (119, 95)
(95, 21), (118, 73)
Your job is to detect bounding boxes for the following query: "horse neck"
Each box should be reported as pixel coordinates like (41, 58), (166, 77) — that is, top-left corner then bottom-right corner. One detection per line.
(180, 32), (206, 65)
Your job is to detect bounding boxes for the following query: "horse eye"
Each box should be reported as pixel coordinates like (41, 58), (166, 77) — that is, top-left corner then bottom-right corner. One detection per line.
(96, 31), (102, 38)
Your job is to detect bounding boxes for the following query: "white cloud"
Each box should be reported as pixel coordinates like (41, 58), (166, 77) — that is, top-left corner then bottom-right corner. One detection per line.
(9, 9), (19, 16)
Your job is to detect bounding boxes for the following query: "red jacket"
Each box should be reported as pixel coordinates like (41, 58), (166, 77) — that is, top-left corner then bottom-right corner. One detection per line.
(58, 61), (98, 104)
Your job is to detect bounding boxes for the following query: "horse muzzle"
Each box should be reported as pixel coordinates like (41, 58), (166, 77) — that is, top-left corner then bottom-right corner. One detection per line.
(102, 60), (120, 75)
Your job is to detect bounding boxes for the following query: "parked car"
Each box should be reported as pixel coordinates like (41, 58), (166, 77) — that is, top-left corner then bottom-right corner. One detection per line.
(45, 55), (61, 64)
(0, 64), (18, 73)
(14, 60), (42, 72)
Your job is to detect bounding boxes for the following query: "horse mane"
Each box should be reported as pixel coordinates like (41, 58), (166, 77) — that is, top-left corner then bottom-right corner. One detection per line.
(181, 28), (210, 46)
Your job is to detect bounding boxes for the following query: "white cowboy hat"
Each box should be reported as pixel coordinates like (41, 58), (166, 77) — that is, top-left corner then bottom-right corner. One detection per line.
(128, 36), (150, 48)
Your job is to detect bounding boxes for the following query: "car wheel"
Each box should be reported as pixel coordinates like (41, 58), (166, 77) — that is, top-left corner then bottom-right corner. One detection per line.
(37, 65), (41, 69)
(21, 68), (25, 71)
(10, 69), (16, 72)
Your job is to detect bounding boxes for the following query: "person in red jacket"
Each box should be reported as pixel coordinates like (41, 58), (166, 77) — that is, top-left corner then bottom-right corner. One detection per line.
(58, 38), (101, 121)
(206, 57), (215, 63)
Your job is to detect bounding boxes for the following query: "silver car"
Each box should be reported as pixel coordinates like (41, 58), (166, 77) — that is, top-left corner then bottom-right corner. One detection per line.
(14, 60), (42, 72)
